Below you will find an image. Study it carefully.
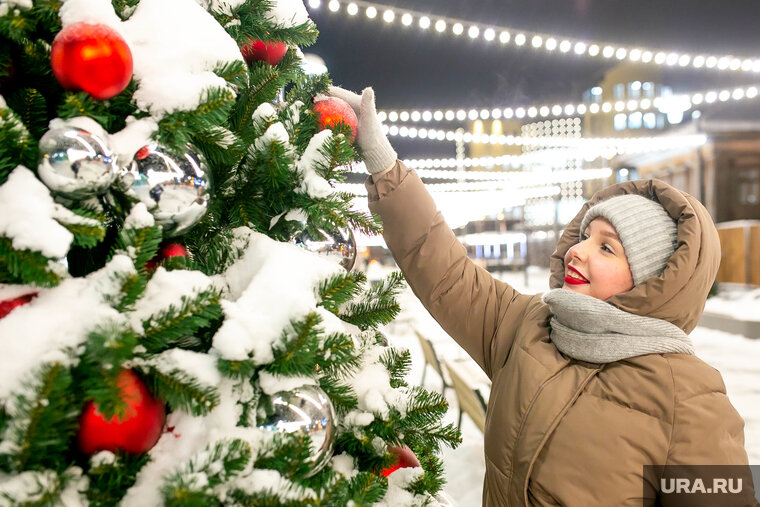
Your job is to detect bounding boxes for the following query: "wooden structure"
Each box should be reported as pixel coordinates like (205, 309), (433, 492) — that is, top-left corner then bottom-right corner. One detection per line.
(413, 329), (451, 394)
(716, 220), (760, 285)
(445, 360), (487, 433)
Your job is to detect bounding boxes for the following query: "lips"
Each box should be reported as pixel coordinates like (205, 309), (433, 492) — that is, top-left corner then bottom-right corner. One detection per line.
(565, 265), (589, 285)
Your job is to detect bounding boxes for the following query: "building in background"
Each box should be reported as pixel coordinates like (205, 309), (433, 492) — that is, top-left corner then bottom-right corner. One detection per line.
(449, 61), (760, 283)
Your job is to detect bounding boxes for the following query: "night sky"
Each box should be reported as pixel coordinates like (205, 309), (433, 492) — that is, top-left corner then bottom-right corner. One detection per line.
(306, 0), (760, 159)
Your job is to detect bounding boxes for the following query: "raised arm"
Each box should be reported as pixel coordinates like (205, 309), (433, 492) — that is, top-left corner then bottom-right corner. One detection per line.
(327, 86), (535, 376)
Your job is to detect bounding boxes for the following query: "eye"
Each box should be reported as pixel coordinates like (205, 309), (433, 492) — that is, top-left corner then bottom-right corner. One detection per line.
(580, 233), (589, 242)
(602, 244), (614, 254)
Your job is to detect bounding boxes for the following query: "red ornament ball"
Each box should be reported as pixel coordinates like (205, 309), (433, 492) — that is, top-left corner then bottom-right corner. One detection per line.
(51, 22), (133, 100)
(241, 39), (288, 66)
(0, 292), (37, 319)
(313, 97), (358, 141)
(381, 445), (421, 477)
(145, 243), (189, 273)
(77, 369), (166, 455)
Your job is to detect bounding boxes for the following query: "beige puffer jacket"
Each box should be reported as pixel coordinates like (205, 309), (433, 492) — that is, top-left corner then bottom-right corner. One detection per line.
(366, 162), (752, 506)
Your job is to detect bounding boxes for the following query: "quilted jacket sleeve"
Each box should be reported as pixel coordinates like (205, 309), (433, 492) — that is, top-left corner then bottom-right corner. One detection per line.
(366, 161), (535, 377)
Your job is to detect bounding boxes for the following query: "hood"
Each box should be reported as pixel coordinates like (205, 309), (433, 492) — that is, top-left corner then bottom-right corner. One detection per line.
(549, 179), (720, 334)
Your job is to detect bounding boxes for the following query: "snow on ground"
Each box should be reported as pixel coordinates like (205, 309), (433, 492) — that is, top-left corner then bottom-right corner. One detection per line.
(375, 264), (760, 506)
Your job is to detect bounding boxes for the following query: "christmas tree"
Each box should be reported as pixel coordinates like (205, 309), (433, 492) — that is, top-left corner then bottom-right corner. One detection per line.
(0, 0), (460, 504)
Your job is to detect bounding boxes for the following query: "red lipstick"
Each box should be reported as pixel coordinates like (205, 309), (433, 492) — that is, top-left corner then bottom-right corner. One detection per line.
(565, 265), (589, 285)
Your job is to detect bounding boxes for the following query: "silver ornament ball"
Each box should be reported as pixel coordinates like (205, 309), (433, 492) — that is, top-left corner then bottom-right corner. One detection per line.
(258, 385), (336, 477)
(38, 127), (118, 197)
(293, 226), (357, 271)
(128, 143), (211, 237)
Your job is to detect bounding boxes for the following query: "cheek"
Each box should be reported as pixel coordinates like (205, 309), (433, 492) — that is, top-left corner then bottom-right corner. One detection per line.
(598, 260), (634, 292)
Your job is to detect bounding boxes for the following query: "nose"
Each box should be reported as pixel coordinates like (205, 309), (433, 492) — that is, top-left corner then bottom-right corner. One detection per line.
(566, 241), (588, 264)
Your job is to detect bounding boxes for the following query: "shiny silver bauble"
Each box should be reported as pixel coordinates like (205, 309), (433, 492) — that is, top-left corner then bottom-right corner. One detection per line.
(128, 143), (211, 236)
(292, 226), (357, 271)
(37, 127), (118, 197)
(258, 385), (336, 477)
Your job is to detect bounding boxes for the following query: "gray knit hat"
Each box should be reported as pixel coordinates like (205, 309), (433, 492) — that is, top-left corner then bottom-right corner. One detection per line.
(579, 194), (678, 285)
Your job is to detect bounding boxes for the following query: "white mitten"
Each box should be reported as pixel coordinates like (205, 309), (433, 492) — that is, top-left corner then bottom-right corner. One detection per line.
(328, 85), (397, 174)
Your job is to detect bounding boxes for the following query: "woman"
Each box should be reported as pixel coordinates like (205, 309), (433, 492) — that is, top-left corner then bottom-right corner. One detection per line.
(328, 86), (753, 506)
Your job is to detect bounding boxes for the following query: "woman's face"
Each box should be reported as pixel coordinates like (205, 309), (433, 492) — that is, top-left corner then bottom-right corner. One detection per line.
(562, 217), (634, 301)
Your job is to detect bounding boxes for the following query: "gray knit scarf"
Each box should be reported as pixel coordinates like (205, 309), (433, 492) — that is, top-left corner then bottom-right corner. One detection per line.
(542, 289), (694, 363)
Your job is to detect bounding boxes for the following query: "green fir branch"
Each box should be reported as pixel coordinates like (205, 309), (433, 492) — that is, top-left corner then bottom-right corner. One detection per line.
(86, 452), (150, 507)
(338, 271), (404, 330)
(110, 0), (140, 21)
(77, 324), (139, 420)
(338, 298), (400, 331)
(0, 237), (63, 287)
(229, 65), (280, 135)
(217, 358), (259, 379)
(213, 60), (248, 88)
(226, 490), (317, 507)
(239, 141), (301, 234)
(401, 422), (462, 457)
(334, 432), (390, 474)
(267, 312), (323, 377)
(0, 101), (37, 184)
(407, 453), (446, 497)
(302, 124), (357, 182)
(228, 19), (319, 49)
(335, 472), (388, 507)
(57, 219), (106, 249)
(217, 0), (318, 47)
(29, 0), (62, 34)
(110, 222), (162, 274)
(140, 288), (222, 354)
(304, 195), (382, 237)
(0, 10), (35, 43)
(254, 432), (315, 479)
(162, 439), (252, 505)
(182, 226), (245, 276)
(143, 366), (219, 416)
(6, 88), (48, 138)
(317, 376), (357, 416)
(0, 364), (78, 473)
(56, 92), (112, 129)
(402, 387), (450, 427)
(111, 272), (146, 313)
(316, 270), (366, 314)
(378, 348), (411, 389)
(317, 332), (361, 378)
(155, 87), (236, 155)
(285, 73), (330, 112)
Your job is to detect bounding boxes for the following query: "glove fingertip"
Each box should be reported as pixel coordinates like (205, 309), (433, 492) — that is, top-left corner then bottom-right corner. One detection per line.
(361, 87), (377, 113)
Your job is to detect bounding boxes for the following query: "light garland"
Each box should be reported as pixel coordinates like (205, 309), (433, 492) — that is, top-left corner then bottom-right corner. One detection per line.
(376, 84), (760, 124)
(336, 181), (563, 197)
(344, 185), (564, 229)
(308, 0), (760, 75)
(381, 124), (707, 152)
(411, 166), (613, 184)
(339, 166), (611, 194)
(348, 158), (612, 179)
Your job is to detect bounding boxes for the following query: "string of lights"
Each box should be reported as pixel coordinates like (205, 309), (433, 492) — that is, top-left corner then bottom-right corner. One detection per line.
(348, 160), (612, 180)
(380, 124), (707, 152)
(307, 0), (760, 75)
(376, 84), (760, 124)
(336, 181), (564, 197)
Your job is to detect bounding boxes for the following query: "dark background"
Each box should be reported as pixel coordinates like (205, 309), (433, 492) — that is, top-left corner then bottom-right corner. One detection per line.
(306, 0), (760, 159)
